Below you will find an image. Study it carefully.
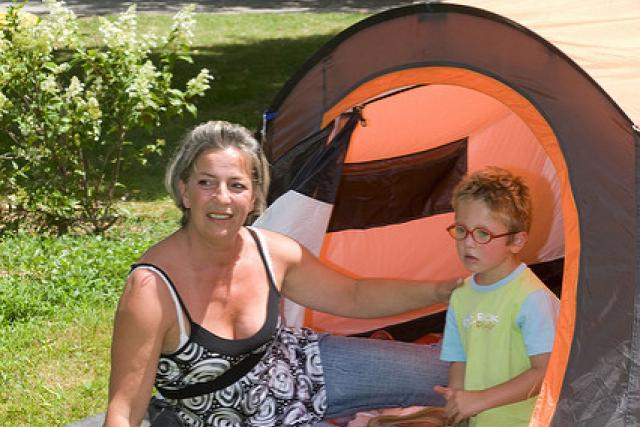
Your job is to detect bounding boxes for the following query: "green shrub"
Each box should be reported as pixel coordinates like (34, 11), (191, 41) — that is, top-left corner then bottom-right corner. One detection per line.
(0, 1), (212, 234)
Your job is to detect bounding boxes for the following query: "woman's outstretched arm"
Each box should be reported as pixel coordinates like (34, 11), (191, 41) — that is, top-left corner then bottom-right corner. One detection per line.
(264, 229), (460, 318)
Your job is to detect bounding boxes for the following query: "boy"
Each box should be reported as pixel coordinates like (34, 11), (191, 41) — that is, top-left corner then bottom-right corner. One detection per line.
(434, 166), (560, 426)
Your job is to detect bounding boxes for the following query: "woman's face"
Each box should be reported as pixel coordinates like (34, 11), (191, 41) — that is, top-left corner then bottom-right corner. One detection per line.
(179, 147), (255, 239)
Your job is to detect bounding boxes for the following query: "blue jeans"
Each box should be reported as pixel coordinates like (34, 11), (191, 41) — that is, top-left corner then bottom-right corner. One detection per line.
(318, 334), (448, 419)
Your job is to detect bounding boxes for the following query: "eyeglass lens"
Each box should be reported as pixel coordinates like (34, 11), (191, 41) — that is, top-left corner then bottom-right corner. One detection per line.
(449, 225), (492, 243)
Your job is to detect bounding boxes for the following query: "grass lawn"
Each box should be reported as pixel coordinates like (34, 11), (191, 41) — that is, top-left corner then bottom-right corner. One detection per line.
(0, 11), (369, 426)
(0, 201), (179, 426)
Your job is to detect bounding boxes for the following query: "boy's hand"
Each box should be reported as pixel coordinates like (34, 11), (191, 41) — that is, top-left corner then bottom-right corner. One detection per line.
(434, 385), (486, 425)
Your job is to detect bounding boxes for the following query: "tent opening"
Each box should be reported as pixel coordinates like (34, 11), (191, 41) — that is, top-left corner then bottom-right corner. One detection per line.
(308, 66), (581, 422)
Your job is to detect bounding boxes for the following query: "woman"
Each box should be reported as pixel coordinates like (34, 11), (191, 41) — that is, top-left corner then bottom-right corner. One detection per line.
(104, 121), (459, 427)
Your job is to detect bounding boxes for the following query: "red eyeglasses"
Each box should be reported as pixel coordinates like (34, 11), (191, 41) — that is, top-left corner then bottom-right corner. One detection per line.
(446, 224), (518, 244)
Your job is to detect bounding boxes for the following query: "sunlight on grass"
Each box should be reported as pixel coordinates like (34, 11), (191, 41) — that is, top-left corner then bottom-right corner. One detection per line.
(80, 12), (367, 47)
(0, 200), (178, 425)
(0, 307), (113, 426)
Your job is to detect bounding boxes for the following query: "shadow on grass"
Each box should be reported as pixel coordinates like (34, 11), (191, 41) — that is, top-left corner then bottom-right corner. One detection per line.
(119, 33), (334, 201)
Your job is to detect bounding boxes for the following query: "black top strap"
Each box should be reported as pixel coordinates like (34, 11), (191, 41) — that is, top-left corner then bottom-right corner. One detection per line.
(247, 226), (280, 294)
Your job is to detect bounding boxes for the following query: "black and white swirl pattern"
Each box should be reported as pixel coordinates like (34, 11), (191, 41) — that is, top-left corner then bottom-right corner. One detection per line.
(279, 329), (299, 348)
(181, 392), (214, 414)
(157, 358), (181, 384)
(312, 387), (327, 414)
(304, 342), (323, 382)
(206, 407), (243, 427)
(269, 360), (295, 400)
(155, 325), (327, 426)
(241, 384), (268, 415)
(182, 358), (230, 384)
(176, 342), (205, 363)
(282, 402), (309, 426)
(277, 329), (300, 361)
(178, 407), (205, 427)
(245, 360), (268, 384)
(296, 375), (312, 401)
(252, 396), (277, 427)
(216, 382), (243, 408)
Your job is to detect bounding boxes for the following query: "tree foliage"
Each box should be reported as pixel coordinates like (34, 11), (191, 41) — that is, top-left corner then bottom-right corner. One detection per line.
(0, 1), (212, 234)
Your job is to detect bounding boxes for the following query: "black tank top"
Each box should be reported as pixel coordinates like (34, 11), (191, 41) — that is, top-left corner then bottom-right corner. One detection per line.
(131, 227), (280, 392)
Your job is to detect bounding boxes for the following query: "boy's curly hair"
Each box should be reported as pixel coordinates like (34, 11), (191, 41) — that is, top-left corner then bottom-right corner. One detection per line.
(452, 166), (532, 233)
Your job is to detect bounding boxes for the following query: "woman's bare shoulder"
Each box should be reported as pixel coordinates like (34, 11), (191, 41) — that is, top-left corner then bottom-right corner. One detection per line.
(111, 270), (178, 348)
(251, 227), (304, 260)
(122, 268), (169, 306)
(136, 230), (182, 264)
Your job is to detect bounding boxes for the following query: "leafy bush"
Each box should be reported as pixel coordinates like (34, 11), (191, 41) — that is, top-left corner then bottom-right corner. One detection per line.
(0, 1), (212, 234)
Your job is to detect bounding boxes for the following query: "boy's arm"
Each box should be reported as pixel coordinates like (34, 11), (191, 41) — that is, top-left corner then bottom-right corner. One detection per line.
(434, 362), (466, 425)
(469, 352), (549, 413)
(445, 362), (466, 424)
(448, 361), (465, 389)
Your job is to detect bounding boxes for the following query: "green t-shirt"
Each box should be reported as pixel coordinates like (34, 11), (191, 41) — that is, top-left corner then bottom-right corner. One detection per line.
(450, 267), (547, 427)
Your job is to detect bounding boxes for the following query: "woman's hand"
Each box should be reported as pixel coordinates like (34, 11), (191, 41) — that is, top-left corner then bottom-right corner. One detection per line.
(435, 278), (464, 304)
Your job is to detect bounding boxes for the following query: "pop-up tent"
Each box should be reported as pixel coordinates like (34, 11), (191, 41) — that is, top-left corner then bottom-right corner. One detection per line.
(254, 2), (640, 426)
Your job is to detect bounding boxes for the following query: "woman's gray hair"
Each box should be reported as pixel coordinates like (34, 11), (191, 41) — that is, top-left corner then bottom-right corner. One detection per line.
(165, 120), (270, 227)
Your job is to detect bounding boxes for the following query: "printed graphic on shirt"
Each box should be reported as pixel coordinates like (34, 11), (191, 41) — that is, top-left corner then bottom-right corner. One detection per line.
(463, 312), (500, 330)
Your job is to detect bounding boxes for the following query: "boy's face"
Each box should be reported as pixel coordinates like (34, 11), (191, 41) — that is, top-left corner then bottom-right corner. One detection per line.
(453, 198), (527, 284)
